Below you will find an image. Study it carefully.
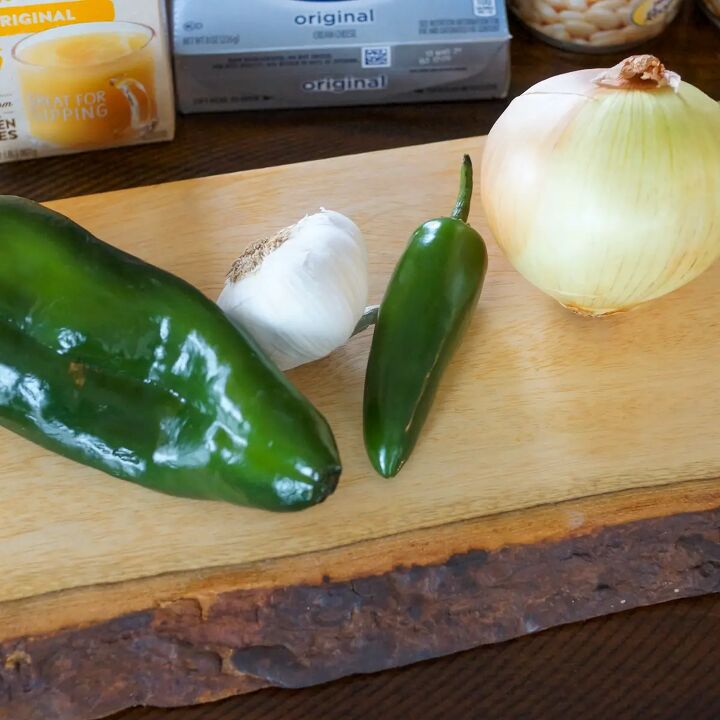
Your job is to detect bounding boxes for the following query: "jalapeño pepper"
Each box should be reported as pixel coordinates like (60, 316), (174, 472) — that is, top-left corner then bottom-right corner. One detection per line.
(363, 156), (488, 477)
(0, 197), (341, 511)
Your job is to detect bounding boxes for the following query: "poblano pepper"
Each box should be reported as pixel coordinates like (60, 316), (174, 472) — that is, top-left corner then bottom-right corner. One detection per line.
(363, 156), (488, 478)
(0, 196), (341, 511)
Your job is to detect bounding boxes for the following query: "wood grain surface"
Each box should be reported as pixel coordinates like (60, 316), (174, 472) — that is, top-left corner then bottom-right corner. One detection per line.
(1, 12), (719, 720)
(3, 134), (720, 615)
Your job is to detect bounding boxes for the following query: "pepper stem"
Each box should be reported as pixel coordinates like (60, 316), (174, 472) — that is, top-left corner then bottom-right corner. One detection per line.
(451, 155), (473, 223)
(351, 305), (379, 337)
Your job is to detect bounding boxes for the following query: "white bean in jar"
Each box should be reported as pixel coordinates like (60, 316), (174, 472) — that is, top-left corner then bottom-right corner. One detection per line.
(510, 0), (683, 51)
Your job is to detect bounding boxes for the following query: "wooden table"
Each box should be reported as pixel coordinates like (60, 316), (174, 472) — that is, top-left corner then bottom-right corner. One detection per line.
(2, 11), (720, 720)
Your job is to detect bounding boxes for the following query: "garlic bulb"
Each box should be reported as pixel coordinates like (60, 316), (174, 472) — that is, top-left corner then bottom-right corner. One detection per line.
(481, 55), (720, 316)
(218, 210), (368, 370)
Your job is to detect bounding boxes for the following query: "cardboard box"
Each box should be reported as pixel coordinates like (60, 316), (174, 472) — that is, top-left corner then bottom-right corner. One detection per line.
(172, 0), (511, 113)
(0, 0), (175, 163)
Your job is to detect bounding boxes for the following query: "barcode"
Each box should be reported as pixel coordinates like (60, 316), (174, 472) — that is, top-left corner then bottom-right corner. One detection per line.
(362, 46), (391, 68)
(474, 0), (497, 16)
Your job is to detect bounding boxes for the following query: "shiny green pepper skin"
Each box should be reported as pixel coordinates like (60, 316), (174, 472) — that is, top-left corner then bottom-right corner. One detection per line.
(0, 196), (341, 511)
(363, 156), (488, 478)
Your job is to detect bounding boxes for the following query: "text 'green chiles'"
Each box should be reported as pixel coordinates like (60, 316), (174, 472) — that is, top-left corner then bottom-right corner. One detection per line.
(363, 156), (488, 478)
(0, 196), (341, 511)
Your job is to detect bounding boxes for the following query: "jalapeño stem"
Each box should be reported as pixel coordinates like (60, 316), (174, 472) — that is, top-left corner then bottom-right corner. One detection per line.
(451, 155), (473, 223)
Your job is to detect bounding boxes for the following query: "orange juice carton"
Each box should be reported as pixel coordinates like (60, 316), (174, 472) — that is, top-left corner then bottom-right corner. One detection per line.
(0, 0), (175, 162)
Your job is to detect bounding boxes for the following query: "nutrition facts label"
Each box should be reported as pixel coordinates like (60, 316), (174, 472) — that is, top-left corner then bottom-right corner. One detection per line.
(419, 16), (501, 33)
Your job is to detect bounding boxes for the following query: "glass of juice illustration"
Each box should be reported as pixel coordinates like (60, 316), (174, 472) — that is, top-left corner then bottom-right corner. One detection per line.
(13, 21), (157, 149)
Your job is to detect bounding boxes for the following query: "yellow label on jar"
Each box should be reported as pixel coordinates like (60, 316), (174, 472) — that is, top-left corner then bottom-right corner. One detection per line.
(631, 0), (679, 25)
(0, 1), (115, 37)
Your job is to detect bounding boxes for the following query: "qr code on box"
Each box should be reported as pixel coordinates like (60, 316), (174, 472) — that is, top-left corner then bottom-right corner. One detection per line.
(474, 0), (497, 16)
(362, 46), (391, 68)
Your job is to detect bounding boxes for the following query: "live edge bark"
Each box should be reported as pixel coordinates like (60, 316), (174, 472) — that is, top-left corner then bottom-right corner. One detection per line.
(2, 509), (719, 720)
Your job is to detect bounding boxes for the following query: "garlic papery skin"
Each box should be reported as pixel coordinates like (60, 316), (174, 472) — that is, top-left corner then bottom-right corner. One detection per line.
(218, 210), (368, 370)
(480, 55), (720, 316)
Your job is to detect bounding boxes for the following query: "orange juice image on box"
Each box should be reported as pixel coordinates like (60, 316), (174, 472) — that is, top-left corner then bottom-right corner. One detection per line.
(14, 22), (157, 148)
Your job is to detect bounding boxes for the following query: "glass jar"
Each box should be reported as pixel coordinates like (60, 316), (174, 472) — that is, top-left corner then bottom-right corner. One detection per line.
(510, 0), (682, 52)
(699, 0), (720, 27)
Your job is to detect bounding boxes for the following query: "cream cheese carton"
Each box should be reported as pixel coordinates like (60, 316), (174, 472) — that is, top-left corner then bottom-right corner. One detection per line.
(0, 0), (175, 162)
(172, 0), (511, 112)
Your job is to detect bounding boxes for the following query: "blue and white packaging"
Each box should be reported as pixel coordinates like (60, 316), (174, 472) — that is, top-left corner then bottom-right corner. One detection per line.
(172, 0), (511, 113)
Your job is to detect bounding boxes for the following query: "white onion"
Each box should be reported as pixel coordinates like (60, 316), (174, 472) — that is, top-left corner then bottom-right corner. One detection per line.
(481, 55), (720, 316)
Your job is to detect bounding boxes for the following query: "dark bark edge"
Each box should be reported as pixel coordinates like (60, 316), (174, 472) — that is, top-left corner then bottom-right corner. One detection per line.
(1, 507), (719, 720)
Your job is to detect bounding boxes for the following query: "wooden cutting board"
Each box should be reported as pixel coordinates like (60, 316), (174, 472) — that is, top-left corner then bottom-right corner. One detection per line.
(2, 137), (719, 720)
